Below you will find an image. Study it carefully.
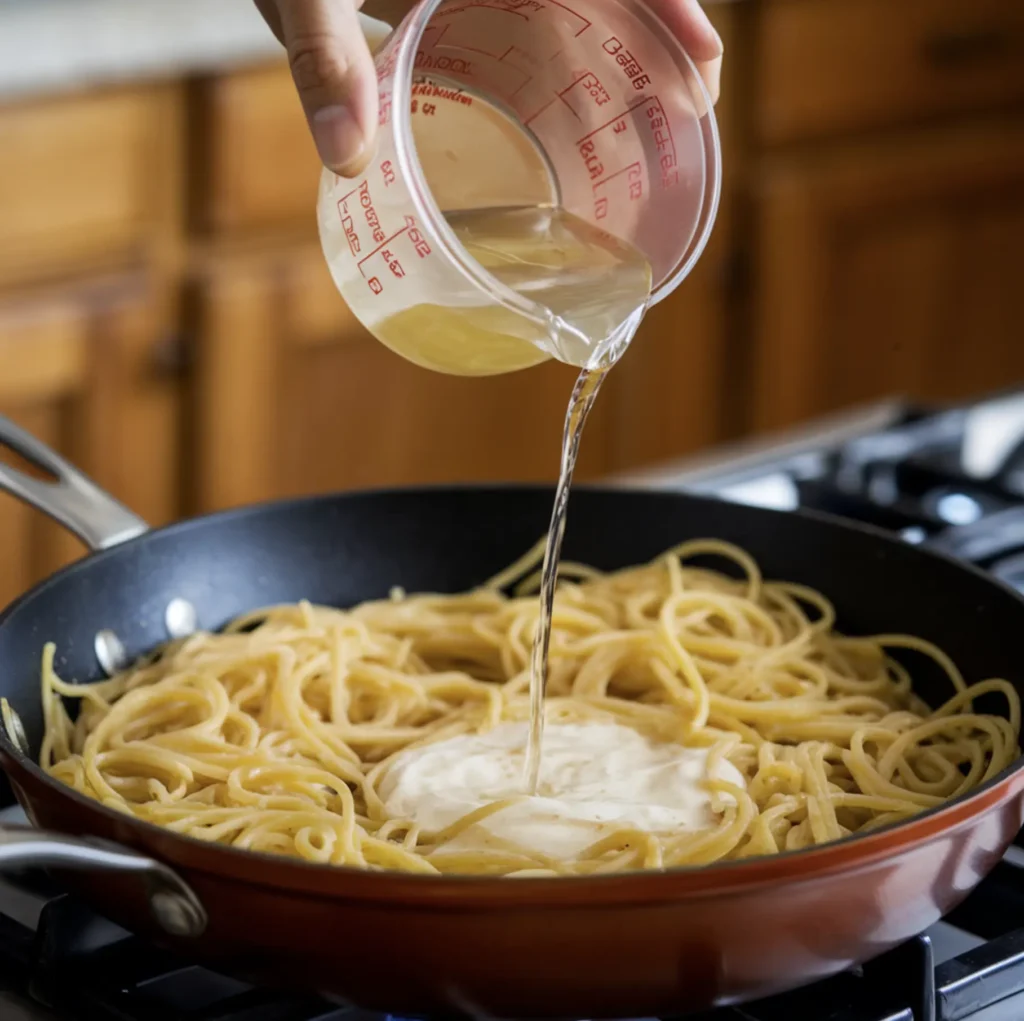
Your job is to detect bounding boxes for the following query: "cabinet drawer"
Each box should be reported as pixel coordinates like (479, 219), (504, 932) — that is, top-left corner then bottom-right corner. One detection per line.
(198, 64), (322, 235)
(0, 86), (180, 286)
(758, 0), (1024, 145)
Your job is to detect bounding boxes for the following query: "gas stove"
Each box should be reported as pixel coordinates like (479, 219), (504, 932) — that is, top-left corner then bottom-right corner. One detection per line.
(0, 794), (1023, 1021)
(7, 391), (1024, 1021)
(626, 391), (1024, 585)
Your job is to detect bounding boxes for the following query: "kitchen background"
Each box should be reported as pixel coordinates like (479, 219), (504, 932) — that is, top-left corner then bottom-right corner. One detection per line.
(0, 0), (1022, 611)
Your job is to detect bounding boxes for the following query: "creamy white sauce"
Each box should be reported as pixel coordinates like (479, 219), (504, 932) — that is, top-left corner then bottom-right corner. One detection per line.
(379, 722), (745, 860)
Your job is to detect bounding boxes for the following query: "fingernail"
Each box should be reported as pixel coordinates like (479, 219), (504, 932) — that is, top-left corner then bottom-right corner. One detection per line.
(312, 105), (366, 175)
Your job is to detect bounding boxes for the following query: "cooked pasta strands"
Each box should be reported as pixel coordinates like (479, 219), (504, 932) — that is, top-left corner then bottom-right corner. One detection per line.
(39, 540), (1019, 875)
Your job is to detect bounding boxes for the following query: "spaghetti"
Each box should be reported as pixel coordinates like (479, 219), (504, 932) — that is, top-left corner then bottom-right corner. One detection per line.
(40, 540), (1021, 876)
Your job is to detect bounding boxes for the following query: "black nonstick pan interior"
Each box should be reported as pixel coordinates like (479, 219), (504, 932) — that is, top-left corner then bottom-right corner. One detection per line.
(2, 485), (1022, 764)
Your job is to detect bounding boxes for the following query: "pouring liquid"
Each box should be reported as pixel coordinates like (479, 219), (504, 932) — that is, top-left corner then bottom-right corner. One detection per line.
(373, 202), (652, 792)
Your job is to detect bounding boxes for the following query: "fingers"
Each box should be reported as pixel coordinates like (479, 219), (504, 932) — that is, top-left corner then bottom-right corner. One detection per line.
(267, 0), (379, 176)
(253, 0), (285, 44)
(695, 55), (723, 106)
(646, 0), (724, 103)
(255, 0), (723, 181)
(649, 0), (723, 61)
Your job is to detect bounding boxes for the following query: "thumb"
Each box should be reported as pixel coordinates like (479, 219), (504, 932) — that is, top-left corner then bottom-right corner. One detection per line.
(273, 0), (379, 177)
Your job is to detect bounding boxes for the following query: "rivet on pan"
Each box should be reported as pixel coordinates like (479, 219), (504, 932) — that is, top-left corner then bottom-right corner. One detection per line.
(94, 630), (127, 677)
(0, 699), (28, 755)
(150, 890), (206, 938)
(165, 598), (198, 639)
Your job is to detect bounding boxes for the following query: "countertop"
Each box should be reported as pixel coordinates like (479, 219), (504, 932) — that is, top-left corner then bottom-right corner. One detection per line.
(0, 0), (387, 101)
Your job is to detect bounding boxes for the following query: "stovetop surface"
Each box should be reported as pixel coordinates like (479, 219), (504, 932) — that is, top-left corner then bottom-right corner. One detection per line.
(1, 823), (1023, 1021)
(659, 392), (1024, 582)
(7, 391), (1024, 1021)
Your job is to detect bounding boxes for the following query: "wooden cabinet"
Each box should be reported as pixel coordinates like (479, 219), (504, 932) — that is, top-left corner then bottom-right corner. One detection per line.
(0, 85), (183, 288)
(757, 0), (1024, 145)
(0, 276), (183, 605)
(750, 121), (1024, 432)
(194, 65), (321, 236)
(192, 244), (613, 511)
(190, 239), (733, 510)
(746, 0), (1024, 432)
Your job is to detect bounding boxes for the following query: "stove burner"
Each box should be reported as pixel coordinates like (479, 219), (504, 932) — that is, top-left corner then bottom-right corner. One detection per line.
(694, 393), (1024, 596)
(0, 859), (1019, 1020)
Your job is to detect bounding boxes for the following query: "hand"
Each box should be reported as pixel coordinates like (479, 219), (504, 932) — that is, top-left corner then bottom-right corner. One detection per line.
(255, 0), (724, 177)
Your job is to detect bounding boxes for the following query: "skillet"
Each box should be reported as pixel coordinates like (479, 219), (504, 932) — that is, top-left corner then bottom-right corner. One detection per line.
(0, 414), (1022, 1018)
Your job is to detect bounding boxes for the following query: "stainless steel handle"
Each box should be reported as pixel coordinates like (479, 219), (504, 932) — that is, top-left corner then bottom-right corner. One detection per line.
(0, 826), (207, 937)
(0, 415), (148, 551)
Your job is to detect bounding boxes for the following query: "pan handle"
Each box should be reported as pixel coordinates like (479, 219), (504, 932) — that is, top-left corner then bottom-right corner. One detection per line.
(0, 825), (207, 937)
(0, 415), (148, 551)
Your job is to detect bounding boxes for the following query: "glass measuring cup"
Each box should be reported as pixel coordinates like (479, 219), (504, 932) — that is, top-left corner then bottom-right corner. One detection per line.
(318, 0), (721, 376)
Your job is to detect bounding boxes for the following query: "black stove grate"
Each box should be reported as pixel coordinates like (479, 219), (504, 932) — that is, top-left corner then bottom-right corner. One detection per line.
(1, 860), (1024, 1021)
(788, 398), (1024, 580)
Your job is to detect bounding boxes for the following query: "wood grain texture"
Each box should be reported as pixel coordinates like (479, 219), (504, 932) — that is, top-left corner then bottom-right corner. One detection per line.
(196, 63), (322, 236)
(604, 0), (743, 469)
(750, 120), (1024, 431)
(192, 243), (613, 511)
(0, 276), (183, 608)
(0, 84), (183, 288)
(757, 0), (1024, 145)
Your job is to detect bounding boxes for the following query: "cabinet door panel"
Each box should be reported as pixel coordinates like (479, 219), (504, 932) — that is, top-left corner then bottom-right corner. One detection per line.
(0, 85), (182, 288)
(193, 245), (614, 511)
(0, 278), (183, 608)
(751, 123), (1024, 431)
(758, 0), (1024, 145)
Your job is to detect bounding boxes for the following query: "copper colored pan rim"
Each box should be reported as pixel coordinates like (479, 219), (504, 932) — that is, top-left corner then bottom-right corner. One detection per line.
(4, 737), (1022, 907)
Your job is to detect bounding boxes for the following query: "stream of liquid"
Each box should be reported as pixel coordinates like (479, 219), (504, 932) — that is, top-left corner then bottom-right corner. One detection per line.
(524, 365), (610, 792)
(372, 203), (652, 793)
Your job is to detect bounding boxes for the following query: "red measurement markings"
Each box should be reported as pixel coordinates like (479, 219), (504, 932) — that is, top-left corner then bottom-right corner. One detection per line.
(415, 51), (475, 75)
(524, 69), (608, 126)
(523, 92), (558, 125)
(411, 82), (474, 108)
(443, 38), (515, 59)
(602, 37), (652, 91)
(574, 100), (645, 183)
(436, 0), (589, 34)
(575, 96), (652, 145)
(592, 162), (643, 219)
(577, 137), (604, 182)
(420, 22), (451, 46)
(545, 0), (591, 35)
(358, 216), (432, 295)
(642, 98), (679, 188)
(338, 204), (360, 257)
(508, 75), (534, 99)
(562, 70), (610, 110)
(336, 180), (385, 257)
(436, 1), (533, 22)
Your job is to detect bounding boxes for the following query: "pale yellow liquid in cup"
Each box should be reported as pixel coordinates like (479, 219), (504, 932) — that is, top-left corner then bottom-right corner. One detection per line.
(373, 204), (653, 375)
